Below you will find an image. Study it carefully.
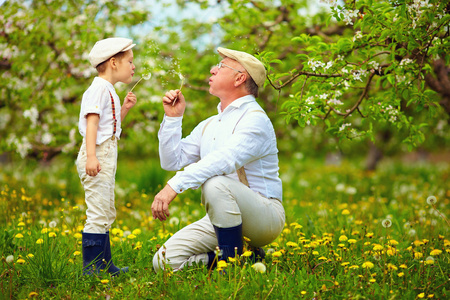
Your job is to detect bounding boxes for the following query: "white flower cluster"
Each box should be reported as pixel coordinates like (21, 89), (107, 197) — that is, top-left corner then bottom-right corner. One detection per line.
(342, 9), (359, 25)
(23, 107), (39, 128)
(368, 61), (381, 72)
(352, 69), (368, 82)
(308, 59), (325, 71)
(399, 58), (414, 66)
(407, 0), (433, 28)
(319, 0), (338, 6)
(353, 31), (363, 42)
(328, 98), (344, 106)
(339, 123), (352, 132)
(382, 105), (399, 123)
(7, 135), (32, 158)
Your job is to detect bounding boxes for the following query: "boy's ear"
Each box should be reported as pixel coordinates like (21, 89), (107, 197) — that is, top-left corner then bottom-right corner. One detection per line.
(109, 57), (117, 69)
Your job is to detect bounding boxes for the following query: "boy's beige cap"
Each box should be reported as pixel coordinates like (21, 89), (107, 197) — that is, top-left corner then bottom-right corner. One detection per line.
(217, 47), (266, 87)
(89, 37), (136, 68)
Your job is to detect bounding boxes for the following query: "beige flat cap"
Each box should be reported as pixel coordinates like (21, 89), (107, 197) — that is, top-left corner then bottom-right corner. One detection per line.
(89, 37), (136, 68)
(217, 47), (266, 87)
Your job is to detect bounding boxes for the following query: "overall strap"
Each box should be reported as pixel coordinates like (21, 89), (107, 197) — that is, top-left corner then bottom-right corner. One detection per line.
(109, 92), (117, 138)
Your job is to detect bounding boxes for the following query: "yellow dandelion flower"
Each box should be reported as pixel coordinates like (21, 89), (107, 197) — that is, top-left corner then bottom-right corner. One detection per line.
(387, 263), (398, 271)
(414, 240), (424, 247)
(318, 256), (328, 261)
(286, 241), (298, 247)
(400, 264), (407, 269)
(430, 249), (442, 256)
(301, 291), (307, 295)
(271, 242), (279, 247)
(27, 254), (34, 258)
(272, 251), (282, 257)
(443, 239), (450, 247)
(365, 232), (374, 238)
(373, 244), (383, 251)
(28, 292), (38, 298)
(348, 239), (357, 244)
(428, 294), (434, 298)
(364, 242), (371, 246)
(397, 272), (404, 277)
(18, 222), (25, 227)
(341, 262), (350, 266)
(15, 233), (23, 239)
(414, 252), (423, 259)
(17, 258), (26, 264)
(389, 239), (399, 246)
(352, 230), (360, 235)
(217, 260), (227, 269)
(243, 236), (251, 242)
(228, 257), (237, 263)
(362, 261), (374, 269)
(341, 209), (350, 215)
(127, 234), (136, 240)
(41, 228), (48, 234)
(36, 239), (43, 244)
(134, 242), (142, 250)
(369, 278), (376, 283)
(101, 279), (109, 284)
(74, 232), (82, 239)
(418, 293), (425, 298)
(425, 258), (434, 265)
(242, 251), (253, 257)
(349, 265), (359, 269)
(48, 232), (57, 238)
(338, 243), (346, 248)
(132, 228), (142, 235)
(112, 236), (120, 242)
(339, 235), (348, 242)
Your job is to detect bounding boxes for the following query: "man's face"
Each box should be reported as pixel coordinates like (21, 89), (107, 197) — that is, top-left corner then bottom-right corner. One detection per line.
(208, 57), (245, 97)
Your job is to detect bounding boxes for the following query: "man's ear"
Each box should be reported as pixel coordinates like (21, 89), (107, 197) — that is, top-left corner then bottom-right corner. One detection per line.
(234, 72), (247, 87)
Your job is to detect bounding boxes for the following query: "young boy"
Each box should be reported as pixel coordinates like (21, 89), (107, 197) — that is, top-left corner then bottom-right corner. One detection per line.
(76, 37), (137, 275)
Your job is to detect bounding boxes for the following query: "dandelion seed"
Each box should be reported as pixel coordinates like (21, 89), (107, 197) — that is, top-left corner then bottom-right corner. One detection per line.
(6, 255), (14, 263)
(252, 262), (266, 273)
(382, 219), (392, 228)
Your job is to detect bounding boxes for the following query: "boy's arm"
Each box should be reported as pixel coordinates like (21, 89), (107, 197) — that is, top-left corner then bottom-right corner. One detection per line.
(85, 113), (101, 177)
(121, 92), (137, 121)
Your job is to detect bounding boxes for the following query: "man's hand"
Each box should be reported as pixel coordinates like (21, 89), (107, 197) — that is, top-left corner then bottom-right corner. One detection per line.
(162, 90), (185, 117)
(151, 184), (178, 221)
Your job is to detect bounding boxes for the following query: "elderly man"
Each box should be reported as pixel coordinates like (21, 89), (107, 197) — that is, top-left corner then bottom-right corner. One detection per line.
(151, 47), (285, 272)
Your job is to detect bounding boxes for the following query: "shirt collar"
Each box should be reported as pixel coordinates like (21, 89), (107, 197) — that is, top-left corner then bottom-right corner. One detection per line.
(216, 95), (256, 114)
(93, 76), (115, 92)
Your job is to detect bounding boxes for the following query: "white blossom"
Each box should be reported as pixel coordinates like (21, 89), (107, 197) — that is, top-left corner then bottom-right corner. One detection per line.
(342, 9), (359, 25)
(353, 31), (363, 42)
(23, 107), (39, 128)
(41, 132), (53, 145)
(339, 123), (352, 132)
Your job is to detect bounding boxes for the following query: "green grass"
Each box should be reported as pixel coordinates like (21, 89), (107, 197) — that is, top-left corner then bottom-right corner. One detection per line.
(0, 156), (449, 299)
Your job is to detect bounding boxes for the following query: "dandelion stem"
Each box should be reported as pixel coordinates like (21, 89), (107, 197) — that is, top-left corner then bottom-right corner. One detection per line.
(129, 78), (143, 93)
(172, 76), (185, 106)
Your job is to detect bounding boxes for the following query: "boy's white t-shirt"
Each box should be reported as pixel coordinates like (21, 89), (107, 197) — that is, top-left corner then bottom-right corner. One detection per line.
(78, 77), (122, 145)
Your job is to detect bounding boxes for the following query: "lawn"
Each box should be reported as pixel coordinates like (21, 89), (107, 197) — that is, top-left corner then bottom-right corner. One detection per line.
(1, 155), (449, 299)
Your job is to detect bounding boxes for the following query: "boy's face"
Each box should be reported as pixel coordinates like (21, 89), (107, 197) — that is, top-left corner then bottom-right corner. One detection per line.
(115, 49), (135, 84)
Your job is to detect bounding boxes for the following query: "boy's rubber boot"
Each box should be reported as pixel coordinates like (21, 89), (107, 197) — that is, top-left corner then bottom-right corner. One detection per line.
(82, 232), (107, 275)
(213, 224), (244, 263)
(105, 232), (129, 275)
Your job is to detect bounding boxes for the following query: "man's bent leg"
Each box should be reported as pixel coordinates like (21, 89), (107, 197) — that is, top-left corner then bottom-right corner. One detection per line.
(202, 176), (285, 247)
(152, 215), (217, 272)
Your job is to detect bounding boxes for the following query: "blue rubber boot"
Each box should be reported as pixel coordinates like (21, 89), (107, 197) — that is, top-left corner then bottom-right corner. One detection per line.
(82, 232), (107, 275)
(104, 232), (129, 275)
(213, 224), (243, 263)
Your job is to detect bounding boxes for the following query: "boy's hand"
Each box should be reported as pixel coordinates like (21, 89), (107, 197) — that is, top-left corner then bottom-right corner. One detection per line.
(123, 92), (137, 110)
(86, 156), (101, 176)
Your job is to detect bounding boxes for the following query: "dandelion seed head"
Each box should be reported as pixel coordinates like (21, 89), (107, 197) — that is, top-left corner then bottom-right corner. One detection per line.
(252, 262), (266, 273)
(142, 73), (152, 80)
(426, 196), (437, 205)
(6, 255), (14, 263)
(382, 219), (392, 228)
(49, 221), (57, 228)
